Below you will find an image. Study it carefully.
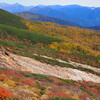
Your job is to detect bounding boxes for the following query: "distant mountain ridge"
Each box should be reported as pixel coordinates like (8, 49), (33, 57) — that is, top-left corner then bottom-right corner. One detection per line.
(15, 12), (81, 27)
(89, 26), (100, 30)
(29, 5), (100, 27)
(0, 3), (34, 12)
(0, 3), (100, 27)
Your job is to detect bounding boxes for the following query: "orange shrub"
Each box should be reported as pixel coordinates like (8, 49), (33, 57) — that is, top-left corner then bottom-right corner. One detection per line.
(0, 75), (7, 81)
(0, 87), (13, 99)
(21, 79), (34, 86)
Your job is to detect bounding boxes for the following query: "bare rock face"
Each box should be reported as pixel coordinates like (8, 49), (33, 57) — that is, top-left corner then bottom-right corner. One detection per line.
(0, 46), (9, 56)
(0, 49), (100, 83)
(0, 53), (19, 70)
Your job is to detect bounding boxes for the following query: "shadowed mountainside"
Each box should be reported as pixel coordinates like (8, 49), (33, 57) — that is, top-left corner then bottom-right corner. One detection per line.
(15, 11), (81, 27)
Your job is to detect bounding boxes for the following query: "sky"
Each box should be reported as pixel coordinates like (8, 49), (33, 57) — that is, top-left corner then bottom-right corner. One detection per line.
(0, 0), (99, 7)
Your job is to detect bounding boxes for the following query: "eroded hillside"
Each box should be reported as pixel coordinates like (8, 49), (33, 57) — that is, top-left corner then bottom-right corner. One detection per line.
(0, 49), (100, 83)
(0, 49), (100, 100)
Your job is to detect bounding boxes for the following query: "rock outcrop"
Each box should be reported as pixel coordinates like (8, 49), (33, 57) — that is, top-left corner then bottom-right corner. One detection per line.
(0, 48), (100, 83)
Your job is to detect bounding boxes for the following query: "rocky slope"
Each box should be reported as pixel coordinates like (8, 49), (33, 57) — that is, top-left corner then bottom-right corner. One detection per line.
(0, 48), (100, 100)
(0, 49), (100, 83)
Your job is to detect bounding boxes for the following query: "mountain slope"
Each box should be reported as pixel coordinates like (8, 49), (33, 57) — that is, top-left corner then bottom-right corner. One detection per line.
(0, 9), (100, 56)
(15, 12), (80, 27)
(0, 9), (99, 72)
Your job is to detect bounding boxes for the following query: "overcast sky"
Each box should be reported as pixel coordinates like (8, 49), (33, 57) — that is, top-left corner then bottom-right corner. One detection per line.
(0, 0), (99, 7)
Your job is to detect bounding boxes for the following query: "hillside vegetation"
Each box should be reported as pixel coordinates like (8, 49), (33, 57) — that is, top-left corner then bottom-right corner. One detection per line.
(23, 21), (100, 56)
(0, 24), (62, 45)
(0, 67), (99, 100)
(0, 9), (100, 68)
(0, 9), (100, 56)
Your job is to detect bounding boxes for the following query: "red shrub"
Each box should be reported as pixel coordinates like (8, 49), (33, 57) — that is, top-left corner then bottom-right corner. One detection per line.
(79, 95), (86, 100)
(0, 87), (13, 99)
(21, 80), (34, 86)
(0, 69), (24, 78)
(0, 75), (7, 81)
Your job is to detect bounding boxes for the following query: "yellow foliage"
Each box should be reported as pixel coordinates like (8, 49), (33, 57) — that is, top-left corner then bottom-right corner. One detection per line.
(4, 80), (16, 87)
(29, 87), (40, 94)
(22, 20), (100, 55)
(49, 42), (59, 50)
(49, 42), (90, 54)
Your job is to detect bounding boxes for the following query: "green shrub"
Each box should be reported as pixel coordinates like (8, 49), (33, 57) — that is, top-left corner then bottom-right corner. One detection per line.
(0, 67), (7, 70)
(0, 24), (62, 45)
(19, 72), (31, 77)
(32, 73), (54, 82)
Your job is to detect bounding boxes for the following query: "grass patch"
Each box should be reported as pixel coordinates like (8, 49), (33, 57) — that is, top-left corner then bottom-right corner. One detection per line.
(19, 72), (32, 77)
(19, 71), (54, 82)
(0, 67), (7, 70)
(32, 73), (54, 82)
(0, 24), (62, 45)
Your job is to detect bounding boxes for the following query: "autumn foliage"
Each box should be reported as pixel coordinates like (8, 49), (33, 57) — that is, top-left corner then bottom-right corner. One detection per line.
(0, 87), (13, 99)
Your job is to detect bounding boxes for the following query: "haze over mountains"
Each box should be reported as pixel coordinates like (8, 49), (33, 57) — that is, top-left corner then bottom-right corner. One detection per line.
(0, 3), (100, 28)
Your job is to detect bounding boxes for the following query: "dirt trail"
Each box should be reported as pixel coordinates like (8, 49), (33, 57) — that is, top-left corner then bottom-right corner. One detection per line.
(0, 52), (100, 83)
